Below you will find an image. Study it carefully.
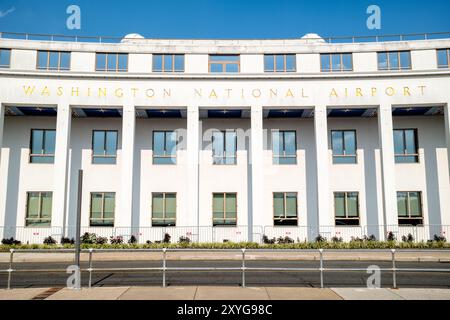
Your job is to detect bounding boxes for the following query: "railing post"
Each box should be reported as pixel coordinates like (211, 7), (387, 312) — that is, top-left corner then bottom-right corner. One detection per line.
(241, 248), (246, 288)
(319, 249), (324, 289)
(162, 248), (167, 288)
(391, 249), (397, 289)
(88, 248), (93, 288)
(7, 249), (14, 290)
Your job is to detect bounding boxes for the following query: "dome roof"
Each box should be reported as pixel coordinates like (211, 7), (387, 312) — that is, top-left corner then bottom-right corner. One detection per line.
(121, 33), (145, 43)
(301, 33), (326, 43)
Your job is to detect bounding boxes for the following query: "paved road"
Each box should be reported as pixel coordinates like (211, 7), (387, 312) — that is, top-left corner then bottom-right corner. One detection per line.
(1, 260), (450, 289)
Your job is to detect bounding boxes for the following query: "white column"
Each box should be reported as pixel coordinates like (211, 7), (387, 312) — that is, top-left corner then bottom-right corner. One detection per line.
(250, 105), (263, 242)
(444, 103), (450, 182)
(187, 106), (200, 228)
(52, 103), (71, 231)
(119, 103), (136, 227)
(0, 104), (5, 228)
(314, 105), (332, 231)
(0, 104), (4, 162)
(378, 103), (398, 236)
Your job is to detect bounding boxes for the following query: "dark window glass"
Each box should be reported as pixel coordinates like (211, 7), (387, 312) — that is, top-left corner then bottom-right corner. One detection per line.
(397, 191), (423, 225)
(92, 130), (118, 164)
(334, 192), (360, 226)
(332, 130), (357, 164)
(30, 129), (56, 163)
(394, 129), (418, 163)
(274, 192), (298, 226)
(272, 131), (297, 165)
(153, 131), (177, 164)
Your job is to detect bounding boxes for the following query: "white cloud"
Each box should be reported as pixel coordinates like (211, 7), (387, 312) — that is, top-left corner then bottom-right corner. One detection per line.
(0, 6), (15, 18)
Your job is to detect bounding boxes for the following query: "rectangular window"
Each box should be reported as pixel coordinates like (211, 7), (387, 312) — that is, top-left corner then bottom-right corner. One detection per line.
(397, 191), (423, 225)
(334, 192), (360, 226)
(96, 53), (128, 72)
(30, 129), (56, 163)
(37, 51), (71, 70)
(378, 51), (411, 70)
(264, 54), (296, 72)
(26, 192), (52, 227)
(153, 131), (177, 165)
(273, 192), (298, 226)
(272, 130), (297, 164)
(0, 49), (11, 68)
(331, 130), (357, 164)
(212, 193), (237, 226)
(437, 49), (450, 68)
(152, 193), (176, 226)
(212, 131), (237, 165)
(209, 55), (240, 73)
(92, 130), (118, 164)
(394, 129), (419, 163)
(152, 54), (184, 72)
(90, 192), (115, 227)
(321, 53), (353, 72)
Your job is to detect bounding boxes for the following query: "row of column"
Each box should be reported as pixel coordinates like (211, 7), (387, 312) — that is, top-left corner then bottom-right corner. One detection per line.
(0, 103), (449, 236)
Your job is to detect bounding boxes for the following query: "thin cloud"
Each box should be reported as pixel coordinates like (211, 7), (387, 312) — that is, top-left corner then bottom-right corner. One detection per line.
(0, 6), (15, 18)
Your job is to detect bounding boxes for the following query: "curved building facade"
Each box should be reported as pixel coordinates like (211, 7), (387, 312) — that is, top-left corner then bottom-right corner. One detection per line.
(0, 33), (450, 243)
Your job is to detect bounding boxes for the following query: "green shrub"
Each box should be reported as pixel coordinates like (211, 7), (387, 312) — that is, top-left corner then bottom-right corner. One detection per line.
(43, 236), (57, 245)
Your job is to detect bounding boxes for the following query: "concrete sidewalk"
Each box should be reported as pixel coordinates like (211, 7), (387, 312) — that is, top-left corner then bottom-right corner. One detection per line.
(1, 286), (450, 300)
(1, 251), (450, 263)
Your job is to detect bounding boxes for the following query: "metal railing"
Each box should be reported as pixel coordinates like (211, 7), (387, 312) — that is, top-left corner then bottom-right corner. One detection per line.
(1, 248), (450, 290)
(0, 31), (449, 44)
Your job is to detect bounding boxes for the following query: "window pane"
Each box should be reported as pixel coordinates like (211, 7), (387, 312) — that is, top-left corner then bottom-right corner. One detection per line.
(152, 194), (164, 219)
(331, 54), (341, 71)
(210, 63), (223, 72)
(284, 131), (296, 155)
(344, 131), (356, 155)
(286, 55), (295, 71)
(96, 53), (106, 71)
(273, 193), (284, 217)
(342, 54), (352, 71)
(153, 55), (163, 72)
(321, 54), (330, 72)
(27, 193), (40, 218)
(225, 194), (237, 218)
(378, 52), (388, 70)
(41, 192), (52, 218)
(107, 54), (117, 71)
(174, 55), (184, 72)
(285, 193), (297, 218)
(394, 130), (404, 155)
(44, 130), (56, 155)
(225, 131), (236, 158)
(437, 49), (448, 68)
(212, 131), (224, 158)
(400, 51), (411, 70)
(404, 130), (417, 155)
(332, 131), (343, 155)
(347, 193), (359, 217)
(213, 194), (224, 218)
(37, 51), (48, 69)
(118, 54), (127, 71)
(93, 131), (105, 155)
(225, 63), (239, 73)
(49, 52), (59, 70)
(103, 193), (115, 219)
(275, 55), (284, 72)
(210, 55), (239, 62)
(0, 49), (11, 67)
(165, 194), (176, 218)
(91, 194), (103, 219)
(60, 52), (70, 70)
(334, 193), (346, 217)
(272, 131), (282, 156)
(153, 132), (165, 156)
(264, 55), (274, 72)
(105, 131), (117, 156)
(164, 54), (173, 71)
(31, 130), (44, 154)
(409, 192), (422, 217)
(389, 52), (399, 70)
(166, 132), (177, 156)
(397, 192), (408, 217)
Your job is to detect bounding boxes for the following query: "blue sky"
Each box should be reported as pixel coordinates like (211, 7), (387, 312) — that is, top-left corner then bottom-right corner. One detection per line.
(0, 0), (449, 39)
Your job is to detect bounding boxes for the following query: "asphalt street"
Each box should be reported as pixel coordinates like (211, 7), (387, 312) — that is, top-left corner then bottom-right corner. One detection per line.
(1, 260), (450, 289)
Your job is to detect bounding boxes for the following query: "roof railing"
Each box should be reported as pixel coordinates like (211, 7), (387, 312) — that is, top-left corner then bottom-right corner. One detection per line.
(0, 31), (450, 44)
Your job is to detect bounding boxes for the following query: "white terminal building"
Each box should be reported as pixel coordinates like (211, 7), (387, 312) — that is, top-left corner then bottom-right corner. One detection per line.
(0, 32), (450, 244)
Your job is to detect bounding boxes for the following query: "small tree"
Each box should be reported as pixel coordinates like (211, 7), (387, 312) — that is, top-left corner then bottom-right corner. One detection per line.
(163, 233), (171, 244)
(387, 231), (396, 241)
(128, 235), (138, 244)
(43, 236), (57, 245)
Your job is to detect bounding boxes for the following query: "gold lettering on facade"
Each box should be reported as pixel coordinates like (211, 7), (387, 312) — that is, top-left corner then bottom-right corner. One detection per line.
(252, 89), (261, 98)
(194, 89), (202, 97)
(22, 85), (35, 96)
(41, 86), (50, 96)
(98, 88), (107, 97)
(270, 89), (278, 98)
(418, 85), (426, 95)
(164, 89), (171, 98)
(285, 89), (294, 98)
(115, 88), (123, 98)
(330, 88), (338, 98)
(57, 87), (63, 96)
(226, 89), (232, 98)
(209, 89), (218, 99)
(371, 87), (377, 97)
(356, 88), (363, 97)
(403, 87), (411, 96)
(71, 87), (79, 97)
(146, 89), (155, 98)
(385, 87), (395, 96)
(131, 88), (139, 97)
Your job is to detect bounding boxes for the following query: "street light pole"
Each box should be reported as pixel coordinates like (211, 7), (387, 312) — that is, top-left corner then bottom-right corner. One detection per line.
(75, 170), (83, 272)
